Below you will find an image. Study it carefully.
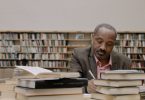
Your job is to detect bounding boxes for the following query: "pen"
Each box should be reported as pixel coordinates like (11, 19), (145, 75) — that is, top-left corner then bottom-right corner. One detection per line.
(89, 70), (96, 79)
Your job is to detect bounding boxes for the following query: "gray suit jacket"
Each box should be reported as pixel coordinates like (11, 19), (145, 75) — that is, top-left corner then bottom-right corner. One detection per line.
(70, 46), (131, 79)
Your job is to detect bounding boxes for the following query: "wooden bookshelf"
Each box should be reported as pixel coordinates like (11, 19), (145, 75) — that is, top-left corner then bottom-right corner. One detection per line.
(0, 32), (91, 72)
(115, 32), (145, 68)
(0, 31), (144, 72)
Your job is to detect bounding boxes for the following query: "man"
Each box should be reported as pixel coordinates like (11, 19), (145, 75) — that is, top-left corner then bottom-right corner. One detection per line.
(70, 23), (131, 93)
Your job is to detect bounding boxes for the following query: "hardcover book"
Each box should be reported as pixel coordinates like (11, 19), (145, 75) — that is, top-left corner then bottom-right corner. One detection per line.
(93, 79), (142, 87)
(16, 93), (84, 100)
(17, 78), (88, 89)
(15, 86), (83, 96)
(101, 70), (145, 80)
(95, 86), (139, 95)
(91, 92), (140, 100)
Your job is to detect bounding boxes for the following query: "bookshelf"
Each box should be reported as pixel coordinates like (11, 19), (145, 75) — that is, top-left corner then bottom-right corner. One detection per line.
(0, 32), (91, 72)
(115, 32), (145, 68)
(0, 31), (144, 72)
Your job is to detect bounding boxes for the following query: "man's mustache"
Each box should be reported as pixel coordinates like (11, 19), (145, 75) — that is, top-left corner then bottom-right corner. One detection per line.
(96, 49), (106, 54)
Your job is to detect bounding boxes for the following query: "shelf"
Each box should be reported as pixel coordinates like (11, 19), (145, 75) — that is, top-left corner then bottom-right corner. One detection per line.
(0, 67), (15, 69)
(0, 31), (144, 70)
(65, 39), (91, 41)
(44, 67), (69, 69)
(66, 45), (88, 48)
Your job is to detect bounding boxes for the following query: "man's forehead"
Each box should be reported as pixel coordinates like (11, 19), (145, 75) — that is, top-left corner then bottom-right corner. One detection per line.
(95, 27), (116, 37)
(97, 27), (115, 34)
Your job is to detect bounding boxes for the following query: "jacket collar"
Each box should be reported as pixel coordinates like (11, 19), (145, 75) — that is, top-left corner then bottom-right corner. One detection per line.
(89, 46), (117, 69)
(89, 46), (94, 57)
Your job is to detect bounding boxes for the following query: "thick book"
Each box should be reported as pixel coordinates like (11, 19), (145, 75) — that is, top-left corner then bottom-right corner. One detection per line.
(15, 86), (83, 96)
(16, 93), (84, 100)
(93, 79), (142, 87)
(95, 86), (139, 95)
(101, 70), (145, 80)
(15, 65), (80, 78)
(17, 78), (88, 89)
(91, 92), (140, 100)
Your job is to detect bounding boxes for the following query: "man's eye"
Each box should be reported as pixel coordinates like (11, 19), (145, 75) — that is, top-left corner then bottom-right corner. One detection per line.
(107, 43), (113, 46)
(97, 40), (102, 43)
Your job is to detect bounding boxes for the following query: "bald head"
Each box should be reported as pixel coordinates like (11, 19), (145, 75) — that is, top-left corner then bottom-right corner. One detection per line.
(92, 23), (117, 60)
(93, 23), (117, 39)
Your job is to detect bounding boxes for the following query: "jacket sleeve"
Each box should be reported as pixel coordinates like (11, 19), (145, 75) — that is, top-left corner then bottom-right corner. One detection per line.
(70, 49), (83, 73)
(123, 58), (132, 69)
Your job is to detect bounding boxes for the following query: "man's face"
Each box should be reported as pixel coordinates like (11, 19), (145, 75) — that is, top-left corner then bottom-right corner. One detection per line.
(92, 27), (116, 60)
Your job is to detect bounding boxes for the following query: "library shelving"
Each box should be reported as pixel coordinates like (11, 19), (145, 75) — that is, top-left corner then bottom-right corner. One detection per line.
(0, 31), (144, 72)
(0, 31), (91, 72)
(115, 32), (145, 68)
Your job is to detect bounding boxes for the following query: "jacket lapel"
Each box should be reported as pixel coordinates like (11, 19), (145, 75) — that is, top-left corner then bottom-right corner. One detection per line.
(88, 47), (97, 78)
(111, 51), (118, 70)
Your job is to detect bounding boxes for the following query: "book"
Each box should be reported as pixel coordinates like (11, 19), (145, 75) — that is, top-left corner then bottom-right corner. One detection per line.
(15, 65), (80, 78)
(75, 33), (84, 39)
(1, 91), (16, 99)
(15, 86), (83, 96)
(91, 92), (140, 100)
(95, 86), (139, 95)
(101, 70), (145, 80)
(16, 93), (84, 100)
(101, 70), (141, 74)
(0, 83), (15, 91)
(17, 78), (88, 89)
(93, 79), (142, 87)
(138, 83), (145, 93)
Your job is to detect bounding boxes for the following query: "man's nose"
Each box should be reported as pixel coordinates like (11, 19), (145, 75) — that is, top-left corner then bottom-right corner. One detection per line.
(100, 43), (106, 50)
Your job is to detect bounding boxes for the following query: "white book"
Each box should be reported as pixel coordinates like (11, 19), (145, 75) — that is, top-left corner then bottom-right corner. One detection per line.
(91, 92), (140, 100)
(15, 86), (83, 96)
(102, 70), (141, 74)
(16, 93), (84, 100)
(94, 79), (142, 87)
(101, 70), (145, 80)
(95, 86), (139, 95)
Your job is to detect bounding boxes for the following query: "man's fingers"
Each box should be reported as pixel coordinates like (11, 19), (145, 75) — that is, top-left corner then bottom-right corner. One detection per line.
(87, 80), (96, 93)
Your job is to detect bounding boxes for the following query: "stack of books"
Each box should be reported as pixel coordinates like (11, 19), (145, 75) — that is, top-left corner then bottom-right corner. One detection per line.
(138, 83), (145, 100)
(0, 78), (16, 100)
(15, 78), (88, 100)
(91, 70), (145, 100)
(14, 66), (88, 100)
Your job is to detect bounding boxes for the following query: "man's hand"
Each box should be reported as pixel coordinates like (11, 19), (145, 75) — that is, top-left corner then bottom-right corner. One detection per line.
(87, 79), (96, 93)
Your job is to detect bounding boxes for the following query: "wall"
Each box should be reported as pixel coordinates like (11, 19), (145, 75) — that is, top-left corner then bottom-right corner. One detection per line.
(0, 0), (145, 31)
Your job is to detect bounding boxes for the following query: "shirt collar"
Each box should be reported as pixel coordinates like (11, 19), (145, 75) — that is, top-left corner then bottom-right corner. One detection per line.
(94, 55), (112, 68)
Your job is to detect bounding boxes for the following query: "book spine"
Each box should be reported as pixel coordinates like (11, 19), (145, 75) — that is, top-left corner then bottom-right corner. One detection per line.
(28, 79), (88, 89)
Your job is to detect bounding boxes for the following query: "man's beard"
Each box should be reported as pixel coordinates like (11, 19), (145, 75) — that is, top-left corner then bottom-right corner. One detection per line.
(95, 49), (110, 60)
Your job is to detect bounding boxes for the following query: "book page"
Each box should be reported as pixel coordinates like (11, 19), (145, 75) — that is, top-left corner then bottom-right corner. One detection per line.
(15, 66), (53, 76)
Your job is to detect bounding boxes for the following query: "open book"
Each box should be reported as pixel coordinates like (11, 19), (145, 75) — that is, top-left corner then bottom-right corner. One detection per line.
(15, 66), (80, 78)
